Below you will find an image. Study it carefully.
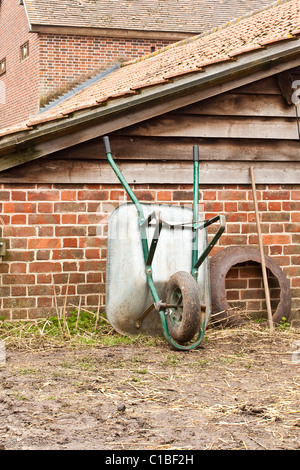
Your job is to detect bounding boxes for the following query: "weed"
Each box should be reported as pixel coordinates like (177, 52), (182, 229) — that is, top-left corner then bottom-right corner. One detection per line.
(17, 368), (38, 375)
(0, 309), (156, 350)
(9, 391), (29, 401)
(77, 359), (97, 371)
(278, 317), (291, 330)
(196, 358), (210, 368)
(131, 355), (142, 363)
(133, 367), (147, 374)
(166, 353), (180, 366)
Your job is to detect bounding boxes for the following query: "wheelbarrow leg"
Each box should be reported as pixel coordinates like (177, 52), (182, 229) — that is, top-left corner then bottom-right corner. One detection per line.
(192, 145), (200, 280)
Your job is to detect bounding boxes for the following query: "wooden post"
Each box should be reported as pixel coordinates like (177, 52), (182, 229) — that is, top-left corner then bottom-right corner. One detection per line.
(250, 167), (274, 332)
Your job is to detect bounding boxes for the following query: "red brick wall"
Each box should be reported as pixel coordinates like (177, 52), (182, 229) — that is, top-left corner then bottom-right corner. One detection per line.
(0, 0), (40, 128)
(38, 34), (173, 106)
(0, 183), (299, 323)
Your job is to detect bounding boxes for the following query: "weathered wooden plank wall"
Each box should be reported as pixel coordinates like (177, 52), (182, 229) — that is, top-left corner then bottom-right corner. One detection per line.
(0, 74), (299, 184)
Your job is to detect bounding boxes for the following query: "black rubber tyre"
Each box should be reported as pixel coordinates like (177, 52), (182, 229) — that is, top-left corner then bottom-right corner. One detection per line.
(165, 271), (201, 343)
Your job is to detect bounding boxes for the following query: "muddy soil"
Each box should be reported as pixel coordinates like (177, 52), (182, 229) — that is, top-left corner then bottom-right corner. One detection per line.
(0, 326), (300, 451)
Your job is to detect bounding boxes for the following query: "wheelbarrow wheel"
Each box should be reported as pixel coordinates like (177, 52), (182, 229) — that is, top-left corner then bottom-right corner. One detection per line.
(165, 271), (201, 343)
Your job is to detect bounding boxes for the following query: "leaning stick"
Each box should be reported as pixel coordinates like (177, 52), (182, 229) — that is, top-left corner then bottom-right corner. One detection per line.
(250, 167), (274, 332)
(75, 295), (82, 330)
(95, 294), (101, 330)
(52, 274), (63, 335)
(62, 273), (70, 333)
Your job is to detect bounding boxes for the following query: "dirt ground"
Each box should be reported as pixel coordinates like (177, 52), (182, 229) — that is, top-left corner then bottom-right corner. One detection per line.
(0, 324), (300, 451)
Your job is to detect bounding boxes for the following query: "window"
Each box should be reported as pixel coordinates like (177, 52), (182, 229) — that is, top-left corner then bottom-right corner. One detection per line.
(20, 41), (29, 60)
(0, 58), (6, 76)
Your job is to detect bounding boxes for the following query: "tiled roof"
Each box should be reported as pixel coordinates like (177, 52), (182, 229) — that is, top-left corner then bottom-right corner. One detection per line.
(24, 0), (277, 34)
(1, 0), (300, 139)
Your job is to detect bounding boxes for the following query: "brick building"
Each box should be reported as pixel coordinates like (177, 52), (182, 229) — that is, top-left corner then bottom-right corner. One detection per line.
(0, 0), (299, 332)
(1, 0), (277, 128)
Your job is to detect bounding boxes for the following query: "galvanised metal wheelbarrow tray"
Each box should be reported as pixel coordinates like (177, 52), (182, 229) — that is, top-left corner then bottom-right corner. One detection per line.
(103, 136), (226, 351)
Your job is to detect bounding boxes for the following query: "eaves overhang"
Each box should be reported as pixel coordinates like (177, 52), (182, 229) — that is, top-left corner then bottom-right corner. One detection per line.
(28, 24), (194, 41)
(0, 37), (300, 172)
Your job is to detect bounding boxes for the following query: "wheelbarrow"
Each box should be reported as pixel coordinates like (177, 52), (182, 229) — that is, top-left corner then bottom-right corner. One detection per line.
(103, 136), (226, 350)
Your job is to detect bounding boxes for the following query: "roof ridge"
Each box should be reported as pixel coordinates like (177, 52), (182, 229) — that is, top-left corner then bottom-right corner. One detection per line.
(123, 0), (293, 67)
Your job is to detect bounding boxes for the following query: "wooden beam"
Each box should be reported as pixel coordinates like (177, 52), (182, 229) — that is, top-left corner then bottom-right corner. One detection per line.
(0, 158), (299, 184)
(30, 24), (192, 40)
(276, 72), (295, 105)
(121, 115), (300, 140)
(233, 76), (281, 95)
(178, 93), (295, 117)
(53, 135), (300, 162)
(276, 68), (300, 106)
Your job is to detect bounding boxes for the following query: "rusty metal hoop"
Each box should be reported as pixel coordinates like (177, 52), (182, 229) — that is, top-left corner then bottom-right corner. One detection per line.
(209, 246), (291, 326)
